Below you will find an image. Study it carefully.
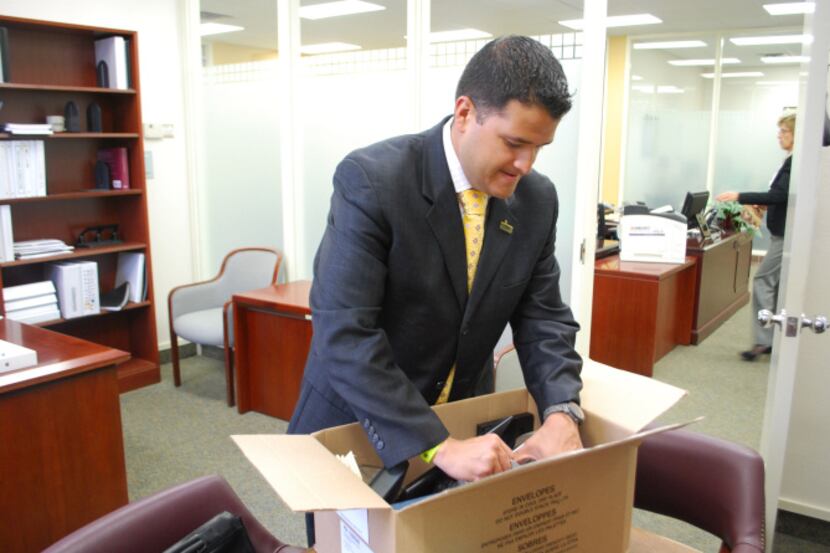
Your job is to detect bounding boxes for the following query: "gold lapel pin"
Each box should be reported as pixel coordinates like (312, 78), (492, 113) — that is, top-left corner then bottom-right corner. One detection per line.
(499, 220), (514, 234)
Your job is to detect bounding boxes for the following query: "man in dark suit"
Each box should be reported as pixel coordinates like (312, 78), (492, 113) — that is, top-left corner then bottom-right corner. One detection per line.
(289, 36), (583, 483)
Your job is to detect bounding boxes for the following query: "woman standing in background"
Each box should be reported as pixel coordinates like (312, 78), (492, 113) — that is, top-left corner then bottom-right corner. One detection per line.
(717, 110), (830, 361)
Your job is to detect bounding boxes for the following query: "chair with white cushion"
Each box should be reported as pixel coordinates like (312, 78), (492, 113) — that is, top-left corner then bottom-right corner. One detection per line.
(168, 247), (282, 406)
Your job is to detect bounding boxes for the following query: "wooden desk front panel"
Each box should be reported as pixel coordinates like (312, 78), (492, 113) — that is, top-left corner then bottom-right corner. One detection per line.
(689, 234), (751, 343)
(0, 366), (127, 552)
(591, 260), (695, 377)
(236, 306), (311, 421)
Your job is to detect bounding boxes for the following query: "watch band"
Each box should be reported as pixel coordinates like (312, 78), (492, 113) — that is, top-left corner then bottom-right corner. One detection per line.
(543, 401), (584, 425)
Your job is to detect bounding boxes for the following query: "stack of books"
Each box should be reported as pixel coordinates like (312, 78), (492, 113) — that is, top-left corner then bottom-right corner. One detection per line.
(0, 140), (47, 199)
(13, 239), (73, 260)
(2, 123), (53, 135)
(2, 280), (61, 324)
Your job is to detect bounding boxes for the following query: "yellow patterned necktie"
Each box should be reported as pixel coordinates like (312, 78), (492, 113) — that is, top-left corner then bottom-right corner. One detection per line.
(435, 188), (488, 405)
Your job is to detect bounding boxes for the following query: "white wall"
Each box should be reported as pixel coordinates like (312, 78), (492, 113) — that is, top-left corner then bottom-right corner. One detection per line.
(1, 0), (194, 348)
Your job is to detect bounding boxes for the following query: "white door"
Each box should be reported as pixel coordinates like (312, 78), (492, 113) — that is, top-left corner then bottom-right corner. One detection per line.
(759, 3), (830, 549)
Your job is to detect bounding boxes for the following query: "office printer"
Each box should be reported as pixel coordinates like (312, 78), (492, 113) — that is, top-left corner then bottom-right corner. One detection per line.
(619, 208), (687, 264)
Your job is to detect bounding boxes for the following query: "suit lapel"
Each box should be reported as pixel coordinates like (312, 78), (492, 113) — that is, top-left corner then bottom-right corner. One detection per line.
(423, 118), (467, 311)
(464, 198), (515, 321)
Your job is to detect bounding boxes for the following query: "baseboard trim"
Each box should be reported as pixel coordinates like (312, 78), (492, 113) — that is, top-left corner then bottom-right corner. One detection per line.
(158, 343), (197, 365)
(777, 503), (830, 546)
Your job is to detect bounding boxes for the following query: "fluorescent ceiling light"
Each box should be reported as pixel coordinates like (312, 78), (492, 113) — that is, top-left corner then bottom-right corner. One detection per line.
(299, 0), (385, 20)
(559, 13), (661, 31)
(200, 23), (244, 36)
(631, 74), (644, 81)
(633, 40), (707, 50)
(668, 58), (740, 66)
(430, 29), (492, 43)
(301, 42), (362, 55)
(761, 54), (810, 63)
(632, 84), (685, 94)
(756, 80), (799, 85)
(763, 2), (815, 15)
(700, 71), (764, 78)
(729, 34), (809, 46)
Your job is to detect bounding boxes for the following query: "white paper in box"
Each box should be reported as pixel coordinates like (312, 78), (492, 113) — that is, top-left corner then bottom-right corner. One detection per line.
(233, 361), (692, 553)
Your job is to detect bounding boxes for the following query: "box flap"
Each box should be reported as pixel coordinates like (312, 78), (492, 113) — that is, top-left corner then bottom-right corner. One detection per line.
(232, 435), (389, 512)
(580, 360), (687, 432)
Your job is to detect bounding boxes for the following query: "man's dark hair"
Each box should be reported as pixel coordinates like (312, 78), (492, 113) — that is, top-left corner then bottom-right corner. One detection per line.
(455, 35), (572, 121)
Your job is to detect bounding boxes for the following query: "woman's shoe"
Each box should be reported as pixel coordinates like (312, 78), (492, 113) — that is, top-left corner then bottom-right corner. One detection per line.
(741, 345), (772, 361)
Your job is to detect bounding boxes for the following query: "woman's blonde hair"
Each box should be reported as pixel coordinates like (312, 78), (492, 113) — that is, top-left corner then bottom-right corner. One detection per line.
(778, 112), (796, 133)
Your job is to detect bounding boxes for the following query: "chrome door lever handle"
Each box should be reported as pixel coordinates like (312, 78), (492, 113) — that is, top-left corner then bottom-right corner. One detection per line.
(800, 314), (828, 334)
(758, 309), (786, 328)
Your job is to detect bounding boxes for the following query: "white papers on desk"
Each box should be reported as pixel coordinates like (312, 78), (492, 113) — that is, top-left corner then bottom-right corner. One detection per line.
(115, 252), (145, 303)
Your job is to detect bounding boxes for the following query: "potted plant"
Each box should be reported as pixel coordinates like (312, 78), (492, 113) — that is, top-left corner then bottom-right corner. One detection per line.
(713, 201), (763, 237)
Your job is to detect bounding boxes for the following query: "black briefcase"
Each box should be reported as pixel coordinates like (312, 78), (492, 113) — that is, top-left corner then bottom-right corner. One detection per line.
(163, 511), (255, 553)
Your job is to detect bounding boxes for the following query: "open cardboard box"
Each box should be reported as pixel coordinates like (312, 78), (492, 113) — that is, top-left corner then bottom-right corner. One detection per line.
(234, 360), (690, 553)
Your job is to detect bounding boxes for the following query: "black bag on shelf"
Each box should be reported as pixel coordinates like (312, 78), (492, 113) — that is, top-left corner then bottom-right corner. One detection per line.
(162, 512), (255, 553)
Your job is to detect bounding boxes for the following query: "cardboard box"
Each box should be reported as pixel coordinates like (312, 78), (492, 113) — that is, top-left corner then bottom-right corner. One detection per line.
(234, 361), (689, 553)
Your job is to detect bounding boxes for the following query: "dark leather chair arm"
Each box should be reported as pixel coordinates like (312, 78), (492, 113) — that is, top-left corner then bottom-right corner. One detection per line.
(635, 428), (765, 553)
(43, 475), (306, 553)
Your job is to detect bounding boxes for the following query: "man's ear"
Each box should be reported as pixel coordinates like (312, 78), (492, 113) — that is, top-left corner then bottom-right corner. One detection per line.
(453, 96), (476, 131)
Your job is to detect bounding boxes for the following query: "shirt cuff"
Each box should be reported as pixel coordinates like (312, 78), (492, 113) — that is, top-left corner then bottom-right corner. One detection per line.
(420, 441), (445, 464)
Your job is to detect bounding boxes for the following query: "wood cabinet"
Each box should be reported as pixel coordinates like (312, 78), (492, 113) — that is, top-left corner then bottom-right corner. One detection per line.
(0, 16), (158, 392)
(686, 233), (752, 344)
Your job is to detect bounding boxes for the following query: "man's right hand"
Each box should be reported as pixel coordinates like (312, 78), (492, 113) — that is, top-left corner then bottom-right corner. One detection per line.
(432, 435), (513, 481)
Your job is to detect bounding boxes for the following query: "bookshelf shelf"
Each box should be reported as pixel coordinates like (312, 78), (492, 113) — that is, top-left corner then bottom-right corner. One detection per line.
(0, 133), (139, 140)
(1, 242), (146, 268)
(0, 189), (142, 205)
(0, 15), (159, 394)
(36, 300), (151, 328)
(0, 82), (137, 94)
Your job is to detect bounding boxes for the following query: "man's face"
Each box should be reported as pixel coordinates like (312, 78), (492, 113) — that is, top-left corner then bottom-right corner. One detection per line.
(452, 97), (559, 199)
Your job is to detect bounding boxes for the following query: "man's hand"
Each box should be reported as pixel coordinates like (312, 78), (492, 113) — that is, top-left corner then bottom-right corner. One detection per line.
(512, 413), (583, 465)
(716, 191), (739, 202)
(433, 434), (513, 481)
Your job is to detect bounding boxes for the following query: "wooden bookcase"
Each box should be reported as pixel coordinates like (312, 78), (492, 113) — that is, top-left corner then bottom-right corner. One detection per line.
(0, 16), (159, 392)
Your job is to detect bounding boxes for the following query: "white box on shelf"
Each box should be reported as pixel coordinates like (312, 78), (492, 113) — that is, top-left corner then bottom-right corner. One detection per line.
(0, 339), (38, 373)
(2, 280), (56, 303)
(46, 261), (100, 319)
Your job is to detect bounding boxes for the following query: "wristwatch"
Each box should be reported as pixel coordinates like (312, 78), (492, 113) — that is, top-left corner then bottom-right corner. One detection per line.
(543, 402), (585, 425)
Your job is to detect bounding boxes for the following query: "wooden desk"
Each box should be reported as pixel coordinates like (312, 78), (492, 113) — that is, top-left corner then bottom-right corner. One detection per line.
(0, 320), (130, 553)
(687, 233), (752, 344)
(629, 528), (701, 552)
(590, 255), (697, 377)
(234, 281), (312, 420)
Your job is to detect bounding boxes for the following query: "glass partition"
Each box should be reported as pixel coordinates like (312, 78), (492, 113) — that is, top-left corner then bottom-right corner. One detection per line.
(623, 35), (717, 211)
(424, 1), (585, 302)
(200, 1), (282, 274)
(712, 27), (802, 251)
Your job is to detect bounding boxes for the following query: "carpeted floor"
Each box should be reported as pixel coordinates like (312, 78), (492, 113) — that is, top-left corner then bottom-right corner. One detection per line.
(120, 299), (829, 552)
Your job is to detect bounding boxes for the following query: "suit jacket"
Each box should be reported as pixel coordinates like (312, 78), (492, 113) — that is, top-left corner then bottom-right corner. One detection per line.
(288, 117), (583, 467)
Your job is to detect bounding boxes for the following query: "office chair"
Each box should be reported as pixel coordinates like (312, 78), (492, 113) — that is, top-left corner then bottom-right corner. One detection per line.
(42, 475), (306, 553)
(168, 247), (282, 406)
(635, 427), (765, 553)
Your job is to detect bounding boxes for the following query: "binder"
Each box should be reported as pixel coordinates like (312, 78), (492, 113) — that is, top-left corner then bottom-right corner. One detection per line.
(4, 292), (58, 313)
(94, 36), (129, 90)
(2, 280), (56, 303)
(0, 205), (13, 262)
(97, 147), (129, 189)
(0, 26), (9, 83)
(5, 303), (61, 325)
(115, 252), (145, 303)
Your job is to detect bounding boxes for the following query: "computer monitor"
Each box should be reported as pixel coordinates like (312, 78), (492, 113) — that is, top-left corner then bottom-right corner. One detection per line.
(680, 191), (710, 228)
